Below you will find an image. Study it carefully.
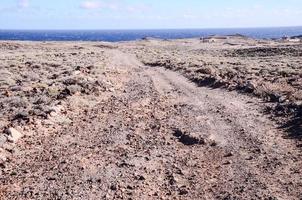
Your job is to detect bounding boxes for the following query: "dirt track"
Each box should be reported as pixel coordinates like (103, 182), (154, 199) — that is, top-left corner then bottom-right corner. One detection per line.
(0, 43), (301, 199)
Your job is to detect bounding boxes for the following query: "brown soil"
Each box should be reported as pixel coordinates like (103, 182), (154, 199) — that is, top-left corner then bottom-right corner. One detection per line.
(0, 38), (301, 199)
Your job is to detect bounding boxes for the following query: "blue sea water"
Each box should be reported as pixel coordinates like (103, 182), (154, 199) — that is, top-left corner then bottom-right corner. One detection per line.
(0, 27), (302, 42)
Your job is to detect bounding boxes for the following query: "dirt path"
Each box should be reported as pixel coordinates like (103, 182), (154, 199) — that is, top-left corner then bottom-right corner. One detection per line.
(1, 49), (301, 199)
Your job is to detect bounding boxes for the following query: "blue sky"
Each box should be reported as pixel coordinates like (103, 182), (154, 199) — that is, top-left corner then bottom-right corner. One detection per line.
(0, 0), (302, 29)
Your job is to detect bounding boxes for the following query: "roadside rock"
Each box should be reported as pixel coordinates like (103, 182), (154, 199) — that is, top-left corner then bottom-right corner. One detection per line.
(6, 128), (23, 143)
(0, 148), (7, 165)
(67, 85), (82, 95)
(0, 134), (8, 146)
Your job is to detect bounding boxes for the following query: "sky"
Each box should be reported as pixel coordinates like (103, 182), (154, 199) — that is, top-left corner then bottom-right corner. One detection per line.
(0, 0), (302, 29)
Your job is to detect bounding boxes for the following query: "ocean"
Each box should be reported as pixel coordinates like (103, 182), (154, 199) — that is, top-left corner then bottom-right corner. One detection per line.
(0, 27), (302, 42)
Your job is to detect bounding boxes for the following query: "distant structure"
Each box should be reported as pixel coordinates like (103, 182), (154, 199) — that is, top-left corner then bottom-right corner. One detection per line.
(291, 35), (302, 43)
(201, 35), (228, 43)
(226, 33), (248, 38)
(281, 35), (302, 42)
(200, 34), (248, 43)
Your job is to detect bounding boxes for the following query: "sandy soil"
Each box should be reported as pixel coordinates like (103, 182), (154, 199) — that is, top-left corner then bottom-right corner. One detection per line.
(0, 38), (301, 199)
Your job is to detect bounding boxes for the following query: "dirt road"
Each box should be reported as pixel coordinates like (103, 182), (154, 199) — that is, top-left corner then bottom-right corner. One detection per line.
(0, 48), (301, 199)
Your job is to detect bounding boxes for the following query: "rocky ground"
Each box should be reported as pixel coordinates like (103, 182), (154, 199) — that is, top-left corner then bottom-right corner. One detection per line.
(127, 36), (302, 141)
(0, 37), (301, 199)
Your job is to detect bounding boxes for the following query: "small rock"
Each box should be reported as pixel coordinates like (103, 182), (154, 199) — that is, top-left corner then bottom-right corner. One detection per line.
(13, 111), (30, 121)
(252, 148), (261, 154)
(223, 160), (232, 165)
(108, 87), (115, 92)
(137, 175), (145, 181)
(50, 115), (72, 125)
(245, 81), (257, 92)
(6, 128), (23, 143)
(2, 143), (15, 152)
(4, 90), (11, 97)
(295, 101), (302, 107)
(0, 134), (8, 147)
(245, 156), (253, 160)
(0, 160), (5, 168)
(209, 140), (218, 147)
(127, 185), (134, 190)
(278, 96), (287, 103)
(179, 187), (189, 195)
(110, 184), (117, 190)
(73, 71), (81, 75)
(0, 148), (7, 163)
(67, 85), (82, 94)
(224, 152), (233, 157)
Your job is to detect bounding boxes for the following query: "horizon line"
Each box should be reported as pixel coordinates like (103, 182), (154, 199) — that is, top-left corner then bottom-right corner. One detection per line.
(1, 25), (302, 31)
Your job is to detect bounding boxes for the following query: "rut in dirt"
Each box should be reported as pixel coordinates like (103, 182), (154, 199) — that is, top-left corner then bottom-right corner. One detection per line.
(0, 50), (301, 200)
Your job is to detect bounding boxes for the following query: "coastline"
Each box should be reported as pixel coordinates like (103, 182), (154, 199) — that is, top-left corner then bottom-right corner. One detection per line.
(1, 26), (302, 42)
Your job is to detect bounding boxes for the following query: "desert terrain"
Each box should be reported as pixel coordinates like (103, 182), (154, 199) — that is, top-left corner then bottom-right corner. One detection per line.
(0, 36), (301, 199)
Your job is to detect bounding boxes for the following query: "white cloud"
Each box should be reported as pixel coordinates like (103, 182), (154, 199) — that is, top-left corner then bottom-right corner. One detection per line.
(80, 1), (102, 9)
(0, 0), (29, 13)
(80, 0), (151, 13)
(126, 4), (150, 13)
(18, 0), (29, 9)
(80, 1), (121, 10)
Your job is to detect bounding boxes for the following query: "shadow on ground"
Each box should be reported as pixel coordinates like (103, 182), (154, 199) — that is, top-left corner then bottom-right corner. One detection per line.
(280, 108), (302, 141)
